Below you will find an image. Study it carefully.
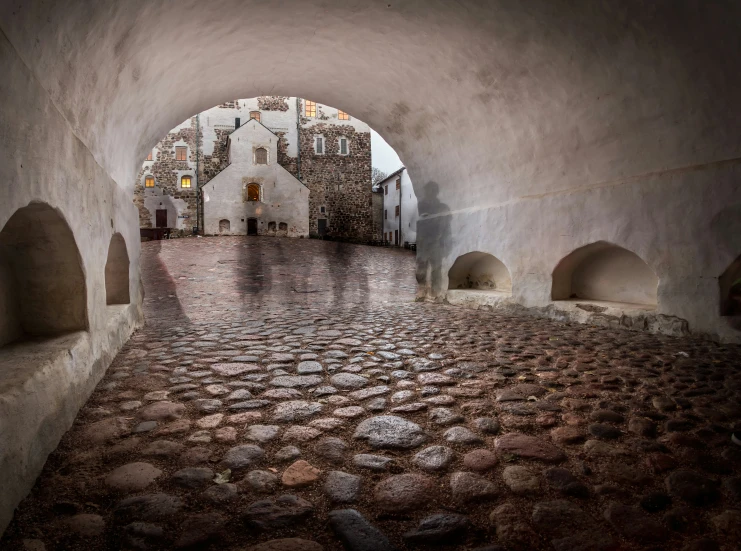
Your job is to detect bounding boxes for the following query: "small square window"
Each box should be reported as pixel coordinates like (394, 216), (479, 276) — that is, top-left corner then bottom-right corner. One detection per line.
(145, 176), (155, 188)
(175, 146), (187, 161)
(320, 206), (326, 213)
(305, 100), (316, 117)
(338, 110), (349, 120)
(181, 175), (192, 188)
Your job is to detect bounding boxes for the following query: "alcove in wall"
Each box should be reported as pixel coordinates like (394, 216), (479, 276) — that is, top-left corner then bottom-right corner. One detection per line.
(719, 255), (741, 317)
(0, 202), (88, 347)
(105, 233), (130, 305)
(448, 252), (512, 293)
(551, 241), (657, 307)
(219, 219), (230, 233)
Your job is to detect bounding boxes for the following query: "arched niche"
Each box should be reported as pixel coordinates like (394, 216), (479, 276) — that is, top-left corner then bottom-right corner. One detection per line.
(0, 203), (88, 347)
(719, 255), (741, 317)
(105, 233), (130, 305)
(552, 241), (658, 306)
(448, 252), (512, 292)
(219, 219), (231, 233)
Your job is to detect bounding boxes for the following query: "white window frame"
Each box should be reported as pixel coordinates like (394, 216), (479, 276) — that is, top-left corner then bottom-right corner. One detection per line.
(338, 137), (349, 155)
(314, 135), (325, 155)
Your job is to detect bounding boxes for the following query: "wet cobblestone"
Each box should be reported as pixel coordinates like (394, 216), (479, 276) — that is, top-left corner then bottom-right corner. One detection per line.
(3, 236), (741, 550)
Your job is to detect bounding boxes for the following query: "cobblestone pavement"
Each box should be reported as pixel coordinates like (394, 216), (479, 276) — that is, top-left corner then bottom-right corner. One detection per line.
(4, 237), (741, 551)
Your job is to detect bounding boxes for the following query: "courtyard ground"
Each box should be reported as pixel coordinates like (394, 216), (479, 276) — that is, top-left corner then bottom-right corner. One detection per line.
(3, 236), (741, 551)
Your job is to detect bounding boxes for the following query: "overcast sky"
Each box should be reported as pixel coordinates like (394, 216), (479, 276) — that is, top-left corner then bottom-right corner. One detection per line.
(371, 129), (404, 176)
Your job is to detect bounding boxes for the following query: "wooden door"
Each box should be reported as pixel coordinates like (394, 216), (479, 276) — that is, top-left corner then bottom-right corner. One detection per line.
(318, 219), (327, 236)
(155, 209), (168, 228)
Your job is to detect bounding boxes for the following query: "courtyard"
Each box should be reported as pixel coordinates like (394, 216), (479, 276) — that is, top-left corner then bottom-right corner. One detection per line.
(2, 237), (740, 550)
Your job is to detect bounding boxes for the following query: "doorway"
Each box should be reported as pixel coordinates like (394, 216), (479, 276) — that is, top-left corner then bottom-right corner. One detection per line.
(394, 229), (399, 246)
(155, 209), (168, 228)
(247, 218), (258, 235)
(318, 218), (327, 237)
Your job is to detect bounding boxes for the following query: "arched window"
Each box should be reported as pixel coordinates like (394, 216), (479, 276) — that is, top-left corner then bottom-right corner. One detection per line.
(145, 176), (155, 188)
(255, 148), (268, 165)
(247, 184), (260, 202)
(181, 175), (192, 188)
(250, 111), (261, 122)
(279, 222), (288, 231)
(268, 221), (276, 232)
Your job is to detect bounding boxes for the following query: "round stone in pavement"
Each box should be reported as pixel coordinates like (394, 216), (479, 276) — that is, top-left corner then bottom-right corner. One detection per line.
(272, 401), (323, 422)
(137, 401), (185, 421)
(243, 495), (314, 530)
(274, 446), (301, 463)
(450, 471), (498, 502)
(531, 500), (584, 538)
(403, 513), (469, 544)
(245, 425), (281, 443)
(246, 539), (324, 551)
(543, 467), (590, 498)
(588, 423), (622, 440)
(220, 444), (265, 469)
(202, 483), (238, 503)
(245, 470), (279, 492)
(603, 502), (668, 542)
(443, 426), (483, 445)
(174, 512), (226, 548)
(324, 471), (361, 503)
(314, 437), (348, 464)
(297, 361), (323, 374)
(105, 462), (162, 491)
(495, 433), (566, 462)
(353, 454), (395, 471)
(282, 460), (320, 487)
(330, 373), (369, 390)
(374, 473), (437, 513)
(665, 470), (720, 506)
(413, 446), (454, 472)
(114, 493), (184, 523)
(472, 417), (500, 434)
(502, 465), (542, 494)
(353, 416), (428, 449)
(171, 467), (214, 489)
(463, 449), (497, 471)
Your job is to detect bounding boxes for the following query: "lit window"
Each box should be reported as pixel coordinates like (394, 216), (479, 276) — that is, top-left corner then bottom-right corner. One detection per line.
(315, 136), (324, 154)
(250, 111), (261, 122)
(255, 147), (268, 164)
(396, 178), (401, 190)
(175, 146), (187, 161)
(339, 138), (348, 155)
(247, 183), (260, 202)
(338, 110), (349, 120)
(305, 100), (316, 117)
(145, 176), (155, 188)
(146, 151), (153, 161)
(181, 175), (192, 188)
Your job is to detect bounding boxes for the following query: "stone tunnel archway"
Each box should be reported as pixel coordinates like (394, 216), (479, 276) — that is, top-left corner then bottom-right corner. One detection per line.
(0, 202), (88, 347)
(105, 233), (130, 305)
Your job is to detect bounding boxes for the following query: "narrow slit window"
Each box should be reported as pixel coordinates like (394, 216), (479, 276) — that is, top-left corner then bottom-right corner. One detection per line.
(338, 110), (349, 120)
(305, 100), (316, 117)
(175, 146), (187, 161)
(395, 205), (400, 216)
(384, 185), (388, 195)
(145, 176), (155, 188)
(396, 178), (401, 190)
(181, 175), (192, 188)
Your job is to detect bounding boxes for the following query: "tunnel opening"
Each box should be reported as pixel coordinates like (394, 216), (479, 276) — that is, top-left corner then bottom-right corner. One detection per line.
(447, 251), (512, 293)
(105, 233), (130, 306)
(0, 203), (88, 347)
(551, 241), (658, 308)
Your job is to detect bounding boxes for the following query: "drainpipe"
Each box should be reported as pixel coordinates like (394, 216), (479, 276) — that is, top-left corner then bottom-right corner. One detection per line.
(296, 97), (302, 180)
(398, 172), (402, 246)
(195, 113), (201, 234)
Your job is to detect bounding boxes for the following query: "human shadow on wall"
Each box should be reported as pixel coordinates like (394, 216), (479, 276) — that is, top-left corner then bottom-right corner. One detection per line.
(415, 181), (451, 298)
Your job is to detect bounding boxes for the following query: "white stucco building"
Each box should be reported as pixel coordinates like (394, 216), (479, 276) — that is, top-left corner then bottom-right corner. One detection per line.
(201, 118), (309, 237)
(376, 167), (418, 246)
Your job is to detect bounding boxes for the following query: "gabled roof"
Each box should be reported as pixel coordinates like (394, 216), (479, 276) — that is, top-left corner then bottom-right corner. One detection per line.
(227, 117), (278, 143)
(372, 166), (406, 191)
